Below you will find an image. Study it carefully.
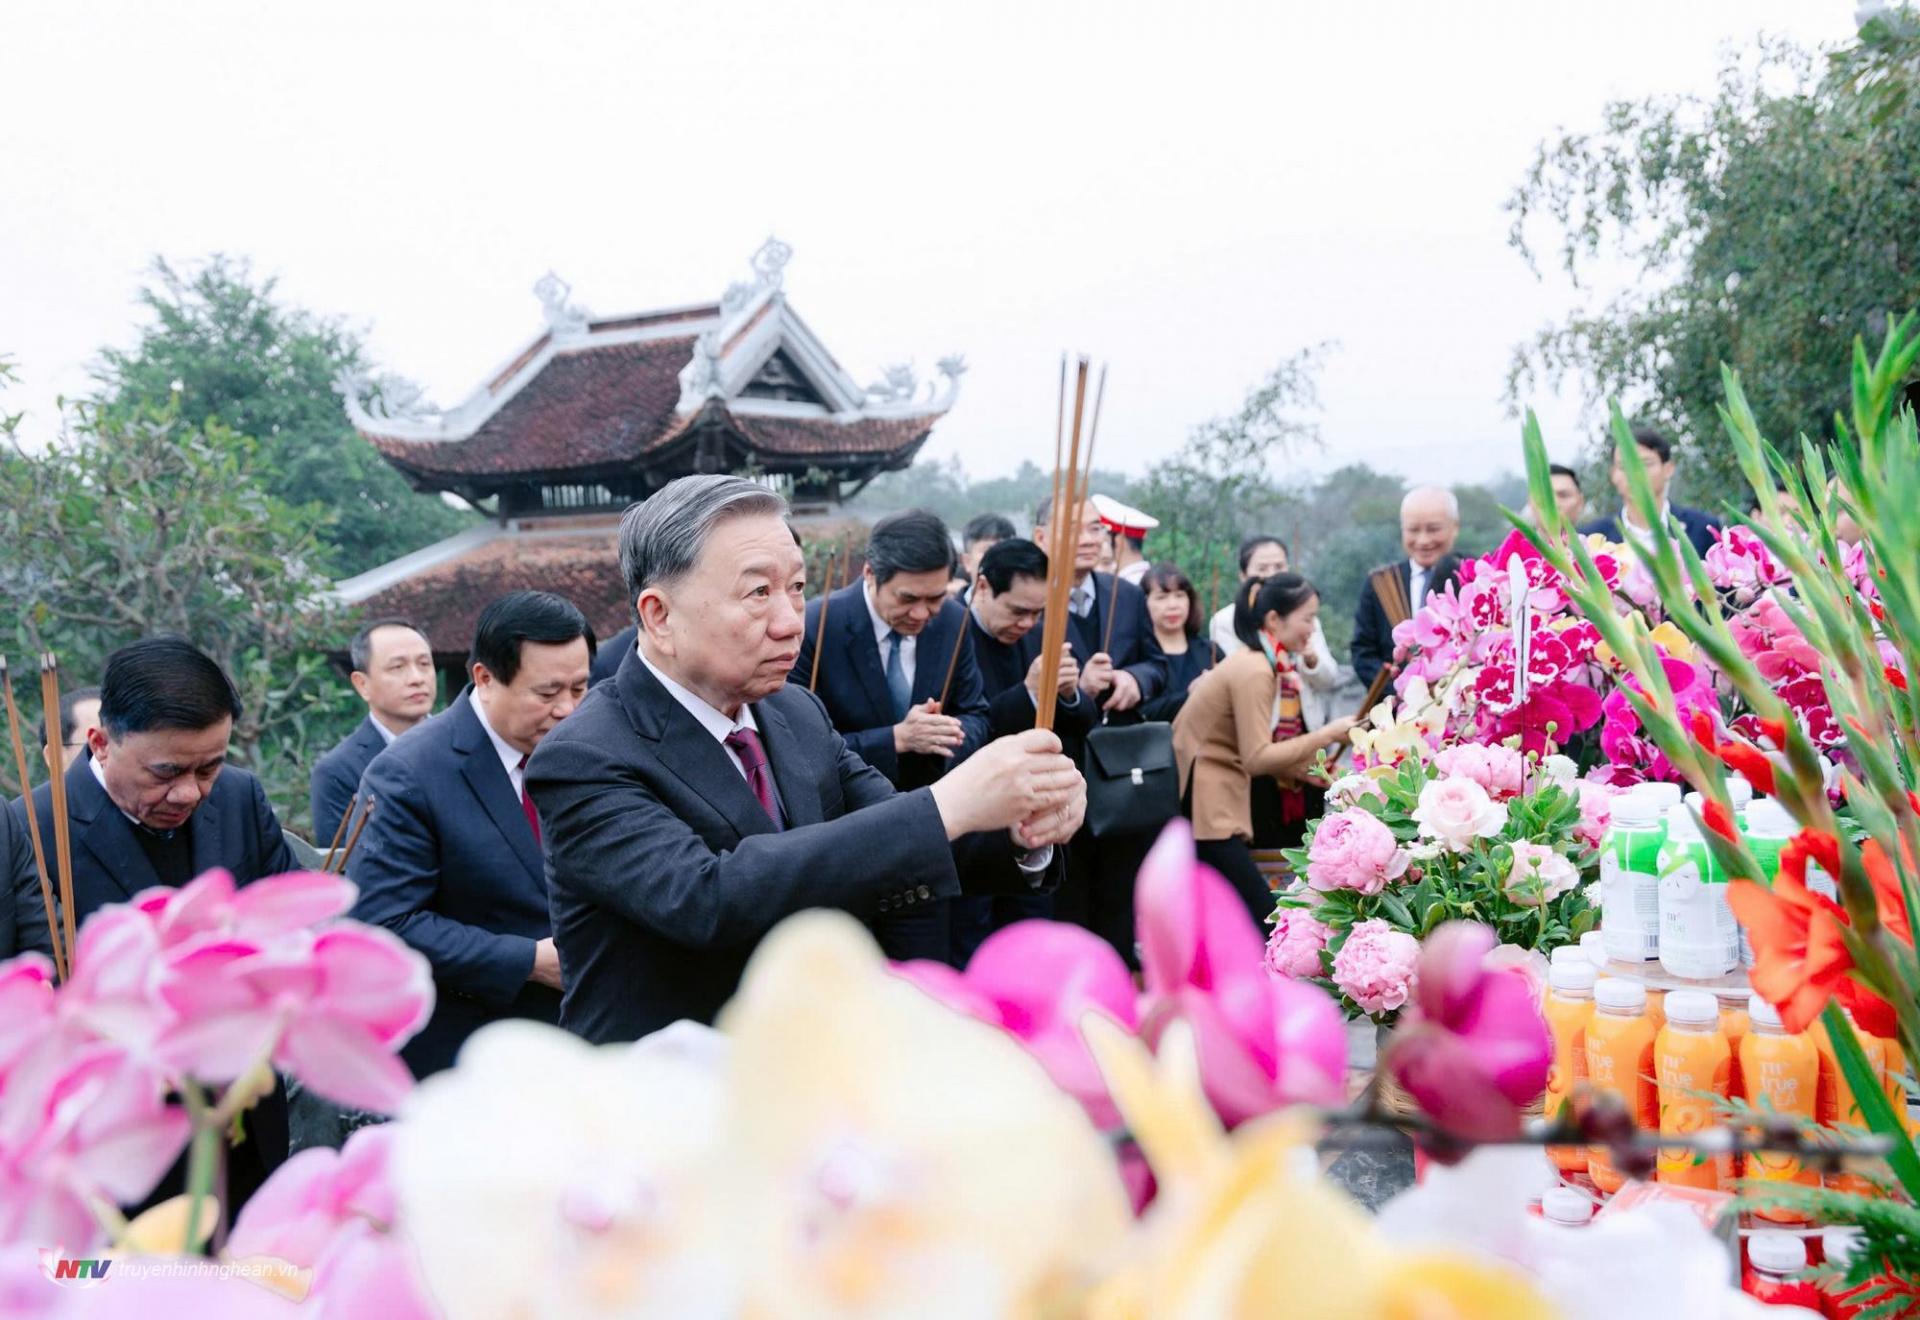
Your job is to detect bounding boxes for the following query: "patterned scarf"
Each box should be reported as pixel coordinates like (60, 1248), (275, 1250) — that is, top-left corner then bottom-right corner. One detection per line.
(1260, 633), (1307, 822)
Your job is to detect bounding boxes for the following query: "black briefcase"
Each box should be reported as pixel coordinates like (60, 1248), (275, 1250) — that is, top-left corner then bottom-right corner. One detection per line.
(1083, 722), (1180, 838)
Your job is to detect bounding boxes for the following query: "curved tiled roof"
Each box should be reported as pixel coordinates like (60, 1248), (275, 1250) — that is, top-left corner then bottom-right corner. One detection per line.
(357, 530), (630, 654)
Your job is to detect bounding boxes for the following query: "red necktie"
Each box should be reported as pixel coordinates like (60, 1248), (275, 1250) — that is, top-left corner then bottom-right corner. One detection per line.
(516, 754), (541, 844)
(724, 728), (782, 830)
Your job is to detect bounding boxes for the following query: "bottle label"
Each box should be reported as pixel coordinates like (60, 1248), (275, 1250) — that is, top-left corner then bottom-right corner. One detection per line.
(1601, 852), (1661, 961)
(1658, 859), (1740, 978)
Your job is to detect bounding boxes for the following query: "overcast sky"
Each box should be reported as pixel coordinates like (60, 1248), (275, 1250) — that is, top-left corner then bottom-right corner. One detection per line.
(0, 2), (1860, 493)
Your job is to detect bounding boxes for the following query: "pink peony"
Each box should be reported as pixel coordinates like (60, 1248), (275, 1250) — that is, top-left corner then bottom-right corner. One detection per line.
(1137, 822), (1348, 1124)
(895, 920), (1139, 1130)
(1502, 841), (1579, 907)
(1574, 781), (1615, 850)
(1433, 743), (1527, 798)
(1411, 776), (1509, 852)
(1264, 908), (1334, 980)
(1331, 919), (1420, 1017)
(1304, 808), (1410, 896)
(1384, 923), (1551, 1143)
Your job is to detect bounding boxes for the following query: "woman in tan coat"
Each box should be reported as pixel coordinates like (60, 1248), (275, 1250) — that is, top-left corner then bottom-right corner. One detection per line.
(1173, 572), (1356, 920)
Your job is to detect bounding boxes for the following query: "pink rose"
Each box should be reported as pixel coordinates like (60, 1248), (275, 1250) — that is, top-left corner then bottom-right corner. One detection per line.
(1331, 919), (1420, 1017)
(1574, 781), (1614, 850)
(1265, 908), (1333, 979)
(1433, 743), (1526, 798)
(1412, 776), (1509, 852)
(1503, 841), (1579, 907)
(1305, 809), (1410, 896)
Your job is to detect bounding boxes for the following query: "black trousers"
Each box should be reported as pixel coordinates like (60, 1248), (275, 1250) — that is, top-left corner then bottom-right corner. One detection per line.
(1194, 835), (1274, 928)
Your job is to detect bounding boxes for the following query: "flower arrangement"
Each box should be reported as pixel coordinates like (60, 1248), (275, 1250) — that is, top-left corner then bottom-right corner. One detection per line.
(1270, 746), (1605, 1022)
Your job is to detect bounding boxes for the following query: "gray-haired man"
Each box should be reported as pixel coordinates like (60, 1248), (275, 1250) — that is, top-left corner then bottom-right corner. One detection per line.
(528, 475), (1085, 1044)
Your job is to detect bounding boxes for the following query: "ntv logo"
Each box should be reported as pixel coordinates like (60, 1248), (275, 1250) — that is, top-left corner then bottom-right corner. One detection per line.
(39, 1249), (113, 1287)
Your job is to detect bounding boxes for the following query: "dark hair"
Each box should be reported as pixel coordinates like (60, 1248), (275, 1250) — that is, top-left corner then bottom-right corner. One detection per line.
(469, 591), (596, 686)
(99, 639), (242, 738)
(1618, 425), (1674, 465)
(1236, 534), (1288, 573)
(977, 537), (1049, 595)
(1232, 573), (1318, 650)
(961, 512), (1015, 546)
(865, 509), (953, 586)
(1141, 564), (1201, 638)
(349, 617), (428, 673)
(38, 684), (101, 747)
(1548, 463), (1581, 490)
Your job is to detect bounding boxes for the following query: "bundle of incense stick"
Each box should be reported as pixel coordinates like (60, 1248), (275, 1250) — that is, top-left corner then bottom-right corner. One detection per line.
(39, 655), (77, 968)
(0, 655), (66, 979)
(1354, 664), (1397, 721)
(808, 543), (852, 693)
(1032, 356), (1105, 729)
(324, 794), (376, 874)
(934, 604), (968, 713)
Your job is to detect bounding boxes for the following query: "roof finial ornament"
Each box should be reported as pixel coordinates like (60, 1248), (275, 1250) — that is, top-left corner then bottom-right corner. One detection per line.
(751, 236), (792, 288)
(532, 270), (590, 336)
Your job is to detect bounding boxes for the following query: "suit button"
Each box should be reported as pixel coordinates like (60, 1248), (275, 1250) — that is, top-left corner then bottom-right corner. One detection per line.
(902, 891), (916, 906)
(916, 885), (932, 900)
(878, 897), (891, 912)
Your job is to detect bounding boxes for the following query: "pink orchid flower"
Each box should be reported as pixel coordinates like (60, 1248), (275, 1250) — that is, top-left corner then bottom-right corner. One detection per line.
(1135, 821), (1347, 1126)
(229, 1124), (398, 1266)
(896, 921), (1138, 1129)
(1383, 923), (1550, 1145)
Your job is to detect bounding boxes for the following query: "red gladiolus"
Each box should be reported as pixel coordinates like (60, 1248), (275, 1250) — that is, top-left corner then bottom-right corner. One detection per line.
(1702, 799), (1741, 845)
(1726, 871), (1852, 1033)
(1716, 741), (1777, 797)
(1757, 716), (1789, 747)
(1907, 790), (1920, 817)
(1870, 600), (1887, 623)
(1689, 708), (1716, 752)
(1885, 665), (1909, 692)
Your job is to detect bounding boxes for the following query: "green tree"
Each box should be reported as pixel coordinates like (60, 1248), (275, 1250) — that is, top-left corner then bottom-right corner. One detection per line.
(0, 382), (352, 832)
(92, 256), (478, 578)
(1505, 8), (1920, 499)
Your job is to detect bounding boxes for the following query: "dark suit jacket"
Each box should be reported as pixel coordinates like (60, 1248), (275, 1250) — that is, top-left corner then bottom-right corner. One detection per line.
(1, 797), (37, 960)
(348, 689), (560, 1077)
(1580, 506), (1720, 557)
(591, 625), (637, 686)
(11, 755), (295, 959)
(791, 585), (992, 788)
(528, 649), (1049, 1044)
(1045, 573), (1167, 717)
(1351, 554), (1461, 689)
(968, 613), (1098, 747)
(309, 716), (389, 847)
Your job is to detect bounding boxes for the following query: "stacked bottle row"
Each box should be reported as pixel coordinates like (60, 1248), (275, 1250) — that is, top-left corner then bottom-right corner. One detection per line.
(1543, 964), (1909, 1203)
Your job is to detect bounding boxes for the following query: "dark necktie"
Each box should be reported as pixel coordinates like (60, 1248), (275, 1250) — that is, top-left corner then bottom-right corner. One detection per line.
(724, 728), (782, 829)
(516, 754), (541, 844)
(884, 631), (911, 721)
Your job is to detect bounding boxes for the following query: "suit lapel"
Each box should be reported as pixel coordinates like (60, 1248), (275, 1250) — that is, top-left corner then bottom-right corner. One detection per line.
(189, 781), (227, 879)
(450, 694), (545, 882)
(617, 658), (781, 839)
(910, 603), (960, 705)
(67, 760), (157, 901)
(754, 699), (821, 829)
(837, 582), (894, 721)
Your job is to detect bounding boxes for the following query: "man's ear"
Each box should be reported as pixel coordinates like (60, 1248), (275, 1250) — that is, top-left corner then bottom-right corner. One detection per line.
(86, 725), (110, 765)
(637, 588), (673, 653)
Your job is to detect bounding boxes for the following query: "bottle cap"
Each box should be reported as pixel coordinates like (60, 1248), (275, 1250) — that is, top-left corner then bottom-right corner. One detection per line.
(1550, 961), (1597, 993)
(1747, 994), (1784, 1028)
(1580, 931), (1608, 968)
(1611, 792), (1662, 827)
(1744, 796), (1796, 837)
(1551, 946), (1587, 966)
(1824, 1227), (1863, 1267)
(1637, 782), (1684, 809)
(1726, 775), (1755, 809)
(1664, 989), (1719, 1025)
(1748, 1229), (1808, 1275)
(1665, 803), (1702, 839)
(1541, 1186), (1594, 1226)
(1595, 977), (1648, 1012)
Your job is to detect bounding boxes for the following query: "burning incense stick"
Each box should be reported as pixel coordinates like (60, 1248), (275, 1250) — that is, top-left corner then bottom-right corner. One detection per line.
(333, 795), (376, 874)
(1205, 558), (1222, 670)
(1035, 358), (1092, 730)
(807, 543), (846, 694)
(320, 792), (357, 871)
(934, 609), (968, 713)
(40, 655), (76, 968)
(1355, 664), (1397, 721)
(0, 656), (65, 980)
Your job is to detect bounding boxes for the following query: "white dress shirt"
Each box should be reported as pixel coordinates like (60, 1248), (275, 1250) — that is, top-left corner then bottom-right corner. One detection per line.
(864, 582), (916, 688)
(369, 715), (402, 747)
(636, 646), (763, 785)
(470, 692), (530, 799)
(1409, 561), (1432, 612)
(1619, 501), (1674, 549)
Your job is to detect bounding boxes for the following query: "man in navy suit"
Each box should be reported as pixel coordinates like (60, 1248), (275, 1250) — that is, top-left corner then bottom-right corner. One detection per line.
(791, 509), (993, 962)
(1579, 425), (1721, 556)
(1028, 495), (1169, 960)
(1351, 486), (1463, 690)
(310, 618), (437, 844)
(528, 476), (1085, 1045)
(349, 592), (591, 1078)
(11, 637), (295, 1204)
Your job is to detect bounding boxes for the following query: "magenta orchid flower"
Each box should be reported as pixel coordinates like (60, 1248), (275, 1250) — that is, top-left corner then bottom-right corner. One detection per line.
(1382, 922), (1550, 1145)
(1136, 821), (1347, 1126)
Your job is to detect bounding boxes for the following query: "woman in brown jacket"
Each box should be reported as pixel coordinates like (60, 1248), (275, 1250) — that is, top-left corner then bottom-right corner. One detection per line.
(1173, 572), (1356, 921)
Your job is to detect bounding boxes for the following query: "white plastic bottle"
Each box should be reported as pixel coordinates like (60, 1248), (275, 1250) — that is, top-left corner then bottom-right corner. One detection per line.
(1540, 1186), (1594, 1227)
(1658, 804), (1740, 979)
(1580, 930), (1609, 972)
(1602, 790), (1666, 963)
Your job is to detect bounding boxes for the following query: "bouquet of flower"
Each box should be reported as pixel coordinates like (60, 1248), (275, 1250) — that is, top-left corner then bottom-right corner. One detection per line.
(1269, 742), (1608, 1022)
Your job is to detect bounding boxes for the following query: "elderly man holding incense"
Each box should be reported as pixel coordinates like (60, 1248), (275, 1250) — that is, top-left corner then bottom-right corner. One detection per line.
(529, 475), (1083, 1045)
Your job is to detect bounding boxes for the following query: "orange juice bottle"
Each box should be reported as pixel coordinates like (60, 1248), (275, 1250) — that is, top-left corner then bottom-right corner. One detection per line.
(1654, 990), (1731, 1189)
(1720, 1000), (1749, 1101)
(1544, 960), (1597, 1173)
(1819, 1015), (1888, 1196)
(1741, 994), (1819, 1221)
(1646, 990), (1666, 1031)
(1585, 977), (1658, 1193)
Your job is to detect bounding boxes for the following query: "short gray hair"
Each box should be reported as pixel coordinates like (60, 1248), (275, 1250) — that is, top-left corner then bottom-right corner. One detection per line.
(1401, 484), (1460, 523)
(619, 475), (788, 601)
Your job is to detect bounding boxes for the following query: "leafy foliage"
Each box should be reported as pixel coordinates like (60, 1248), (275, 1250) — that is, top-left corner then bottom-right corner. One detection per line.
(91, 255), (478, 578)
(1506, 10), (1920, 501)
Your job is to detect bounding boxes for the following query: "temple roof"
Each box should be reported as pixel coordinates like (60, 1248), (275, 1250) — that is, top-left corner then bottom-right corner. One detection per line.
(339, 240), (962, 504)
